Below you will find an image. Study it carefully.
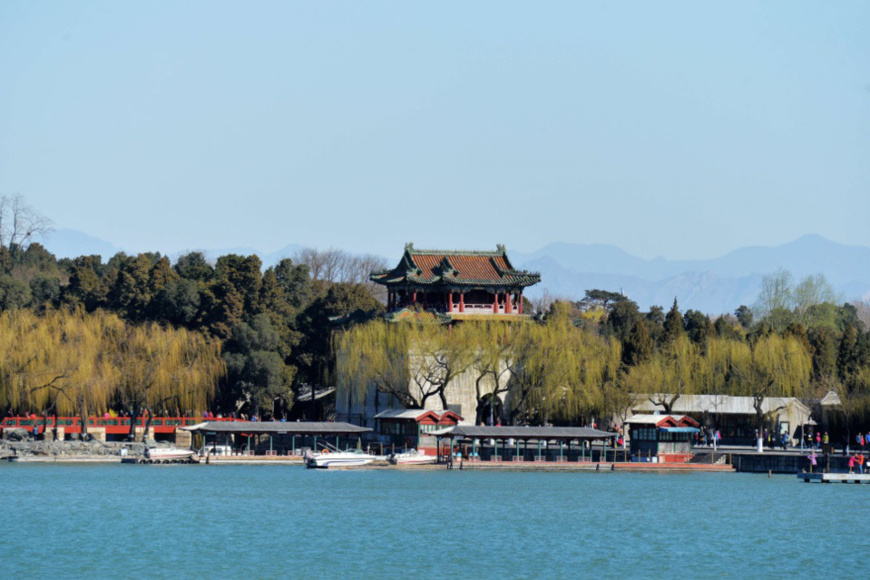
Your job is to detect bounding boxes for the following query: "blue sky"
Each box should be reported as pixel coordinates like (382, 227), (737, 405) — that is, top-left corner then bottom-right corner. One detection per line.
(1, 2), (868, 260)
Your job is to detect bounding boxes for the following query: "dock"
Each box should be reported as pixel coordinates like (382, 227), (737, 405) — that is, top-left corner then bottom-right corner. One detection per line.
(797, 472), (870, 484)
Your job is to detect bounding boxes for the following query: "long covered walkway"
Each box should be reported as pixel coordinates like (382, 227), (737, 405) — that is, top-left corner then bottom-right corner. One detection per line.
(431, 425), (618, 463)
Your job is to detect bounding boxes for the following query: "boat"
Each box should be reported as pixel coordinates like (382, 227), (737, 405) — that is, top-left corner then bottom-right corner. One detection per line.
(388, 449), (437, 465)
(142, 446), (197, 463)
(305, 448), (375, 469)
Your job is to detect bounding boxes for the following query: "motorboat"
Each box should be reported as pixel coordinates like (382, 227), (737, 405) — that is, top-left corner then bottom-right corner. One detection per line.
(388, 449), (437, 465)
(305, 448), (375, 469)
(143, 446), (197, 463)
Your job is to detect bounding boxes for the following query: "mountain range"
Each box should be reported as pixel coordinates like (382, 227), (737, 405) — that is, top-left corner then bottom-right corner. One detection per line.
(35, 230), (870, 315)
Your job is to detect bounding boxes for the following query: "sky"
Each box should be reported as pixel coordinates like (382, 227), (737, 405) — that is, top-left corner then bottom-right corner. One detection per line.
(1, 2), (868, 261)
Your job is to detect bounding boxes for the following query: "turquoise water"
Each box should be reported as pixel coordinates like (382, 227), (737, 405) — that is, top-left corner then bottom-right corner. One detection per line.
(1, 464), (866, 578)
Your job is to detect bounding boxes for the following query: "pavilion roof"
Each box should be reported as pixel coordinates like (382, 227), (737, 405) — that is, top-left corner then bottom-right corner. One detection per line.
(429, 425), (616, 440)
(180, 421), (371, 436)
(371, 244), (541, 289)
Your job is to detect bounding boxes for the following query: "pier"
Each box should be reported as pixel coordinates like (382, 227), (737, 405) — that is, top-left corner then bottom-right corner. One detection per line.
(798, 472), (870, 484)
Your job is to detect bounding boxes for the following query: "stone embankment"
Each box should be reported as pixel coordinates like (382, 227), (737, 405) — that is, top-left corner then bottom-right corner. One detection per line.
(0, 428), (153, 462)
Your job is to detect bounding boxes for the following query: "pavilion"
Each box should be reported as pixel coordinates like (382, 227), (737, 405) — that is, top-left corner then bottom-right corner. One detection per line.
(370, 243), (540, 319)
(180, 421), (371, 456)
(429, 425), (618, 463)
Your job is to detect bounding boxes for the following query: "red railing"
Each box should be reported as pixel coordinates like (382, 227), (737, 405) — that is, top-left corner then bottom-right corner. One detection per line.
(1, 416), (238, 435)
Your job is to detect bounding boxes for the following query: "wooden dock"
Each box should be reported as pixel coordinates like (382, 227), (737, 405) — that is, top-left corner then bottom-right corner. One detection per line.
(798, 472), (870, 484)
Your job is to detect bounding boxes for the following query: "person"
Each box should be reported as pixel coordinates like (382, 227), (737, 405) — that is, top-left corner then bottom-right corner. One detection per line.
(807, 451), (817, 473)
(865, 433), (870, 449)
(715, 430), (722, 447)
(815, 432), (821, 450)
(823, 432), (829, 446)
(857, 433), (864, 449)
(781, 432), (788, 450)
(849, 454), (856, 473)
(858, 453), (866, 475)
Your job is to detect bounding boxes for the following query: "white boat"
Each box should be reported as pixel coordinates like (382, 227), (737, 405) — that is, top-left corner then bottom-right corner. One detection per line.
(306, 449), (375, 469)
(388, 449), (437, 465)
(143, 446), (197, 462)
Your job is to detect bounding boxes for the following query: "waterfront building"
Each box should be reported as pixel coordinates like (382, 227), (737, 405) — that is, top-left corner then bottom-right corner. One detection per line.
(625, 414), (700, 462)
(373, 409), (463, 454)
(335, 244), (541, 428)
(630, 394), (813, 446)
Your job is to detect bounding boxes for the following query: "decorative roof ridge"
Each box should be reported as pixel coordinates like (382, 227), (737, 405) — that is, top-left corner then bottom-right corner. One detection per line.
(405, 247), (507, 257)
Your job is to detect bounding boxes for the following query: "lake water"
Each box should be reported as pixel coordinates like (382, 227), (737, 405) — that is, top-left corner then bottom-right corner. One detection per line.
(2, 463), (866, 578)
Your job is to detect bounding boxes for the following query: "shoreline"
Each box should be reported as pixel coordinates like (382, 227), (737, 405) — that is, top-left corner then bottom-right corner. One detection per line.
(4, 454), (733, 472)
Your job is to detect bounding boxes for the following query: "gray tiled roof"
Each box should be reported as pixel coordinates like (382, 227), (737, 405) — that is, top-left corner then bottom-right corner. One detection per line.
(435, 425), (616, 440)
(181, 421), (371, 435)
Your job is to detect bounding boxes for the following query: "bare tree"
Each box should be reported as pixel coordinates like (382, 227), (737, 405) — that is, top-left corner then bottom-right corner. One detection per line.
(294, 247), (387, 302)
(0, 194), (53, 249)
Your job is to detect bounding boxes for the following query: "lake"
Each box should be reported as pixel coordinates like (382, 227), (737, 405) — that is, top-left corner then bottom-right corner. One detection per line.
(2, 463), (865, 578)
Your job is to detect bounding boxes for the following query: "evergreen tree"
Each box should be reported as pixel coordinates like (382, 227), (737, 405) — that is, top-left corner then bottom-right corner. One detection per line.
(662, 298), (684, 345)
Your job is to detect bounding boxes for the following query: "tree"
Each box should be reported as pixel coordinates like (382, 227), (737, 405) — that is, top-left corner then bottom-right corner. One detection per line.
(223, 314), (294, 419)
(625, 334), (699, 413)
(606, 298), (641, 341)
(755, 270), (793, 319)
(728, 334), (811, 443)
(584, 289), (626, 310)
(174, 252), (214, 283)
(506, 304), (620, 425)
(114, 322), (223, 441)
(0, 194), (53, 250)
(734, 305), (753, 329)
(622, 319), (652, 366)
(298, 282), (383, 387)
(683, 309), (712, 348)
(661, 298), (684, 346)
(793, 274), (836, 326)
(468, 321), (516, 425)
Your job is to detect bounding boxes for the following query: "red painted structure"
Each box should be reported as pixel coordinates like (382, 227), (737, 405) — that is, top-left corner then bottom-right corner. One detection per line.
(371, 244), (540, 317)
(374, 409), (463, 454)
(1, 416), (238, 437)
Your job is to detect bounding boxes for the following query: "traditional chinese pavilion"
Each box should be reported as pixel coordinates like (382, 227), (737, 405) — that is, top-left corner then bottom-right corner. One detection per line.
(370, 244), (541, 317)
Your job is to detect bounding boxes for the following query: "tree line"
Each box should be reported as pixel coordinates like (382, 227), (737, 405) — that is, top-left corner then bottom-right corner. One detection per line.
(0, 196), (386, 421)
(337, 272), (870, 432)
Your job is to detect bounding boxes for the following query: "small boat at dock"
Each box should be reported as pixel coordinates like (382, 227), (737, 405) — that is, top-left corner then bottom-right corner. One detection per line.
(388, 449), (437, 465)
(305, 449), (375, 469)
(123, 446), (199, 464)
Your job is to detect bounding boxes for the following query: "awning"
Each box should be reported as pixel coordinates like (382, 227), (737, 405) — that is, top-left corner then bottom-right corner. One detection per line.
(658, 427), (701, 433)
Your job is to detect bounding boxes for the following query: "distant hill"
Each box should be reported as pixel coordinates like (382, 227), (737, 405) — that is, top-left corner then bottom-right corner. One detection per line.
(513, 235), (870, 314)
(36, 229), (121, 260)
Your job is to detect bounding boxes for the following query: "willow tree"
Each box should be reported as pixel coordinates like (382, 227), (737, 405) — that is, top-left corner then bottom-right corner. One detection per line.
(506, 304), (620, 425)
(728, 334), (812, 434)
(468, 320), (518, 425)
(112, 322), (224, 441)
(625, 334), (700, 413)
(0, 308), (223, 440)
(0, 309), (123, 436)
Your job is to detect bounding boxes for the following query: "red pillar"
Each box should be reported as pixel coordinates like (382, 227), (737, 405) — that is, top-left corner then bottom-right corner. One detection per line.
(412, 291), (417, 304)
(506, 291), (512, 314)
(448, 292), (454, 313)
(459, 293), (465, 313)
(493, 292), (499, 313)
